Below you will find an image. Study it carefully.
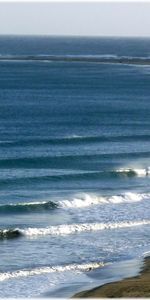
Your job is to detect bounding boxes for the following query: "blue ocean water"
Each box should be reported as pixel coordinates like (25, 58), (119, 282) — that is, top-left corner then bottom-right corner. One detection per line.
(0, 36), (150, 297)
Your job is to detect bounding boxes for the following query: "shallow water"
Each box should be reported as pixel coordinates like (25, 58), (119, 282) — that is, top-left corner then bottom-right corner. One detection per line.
(0, 36), (150, 297)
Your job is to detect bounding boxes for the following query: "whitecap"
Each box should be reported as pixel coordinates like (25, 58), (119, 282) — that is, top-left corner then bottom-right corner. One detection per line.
(20, 220), (150, 237)
(0, 261), (105, 282)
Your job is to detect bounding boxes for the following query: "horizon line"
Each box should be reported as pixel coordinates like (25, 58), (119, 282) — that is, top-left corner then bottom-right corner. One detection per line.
(0, 33), (150, 38)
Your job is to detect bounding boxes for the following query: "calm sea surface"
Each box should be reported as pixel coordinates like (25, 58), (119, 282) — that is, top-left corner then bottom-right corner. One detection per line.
(0, 36), (150, 297)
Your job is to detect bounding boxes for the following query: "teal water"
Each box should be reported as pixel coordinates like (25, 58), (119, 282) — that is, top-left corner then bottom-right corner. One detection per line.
(0, 36), (150, 297)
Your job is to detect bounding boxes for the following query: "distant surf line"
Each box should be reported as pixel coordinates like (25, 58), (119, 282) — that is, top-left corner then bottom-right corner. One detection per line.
(0, 167), (149, 186)
(0, 55), (150, 65)
(1, 133), (150, 147)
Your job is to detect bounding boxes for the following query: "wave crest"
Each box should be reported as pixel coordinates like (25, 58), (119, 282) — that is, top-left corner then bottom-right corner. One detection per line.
(116, 167), (150, 177)
(0, 191), (149, 215)
(0, 201), (58, 214)
(0, 229), (21, 239)
(1, 220), (150, 239)
(21, 220), (150, 237)
(0, 261), (105, 282)
(60, 192), (150, 208)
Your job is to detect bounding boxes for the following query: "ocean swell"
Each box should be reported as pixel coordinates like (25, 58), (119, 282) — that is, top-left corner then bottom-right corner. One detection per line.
(0, 54), (150, 65)
(0, 201), (58, 214)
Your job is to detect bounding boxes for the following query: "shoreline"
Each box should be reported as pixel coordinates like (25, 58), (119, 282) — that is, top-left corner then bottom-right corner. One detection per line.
(73, 256), (150, 298)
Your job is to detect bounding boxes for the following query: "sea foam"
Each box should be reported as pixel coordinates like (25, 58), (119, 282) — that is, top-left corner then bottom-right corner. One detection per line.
(116, 167), (150, 177)
(1, 220), (149, 240)
(20, 220), (150, 237)
(0, 261), (105, 282)
(0, 191), (149, 214)
(60, 192), (150, 208)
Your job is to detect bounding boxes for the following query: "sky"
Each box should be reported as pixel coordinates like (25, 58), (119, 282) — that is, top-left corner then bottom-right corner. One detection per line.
(0, 1), (150, 36)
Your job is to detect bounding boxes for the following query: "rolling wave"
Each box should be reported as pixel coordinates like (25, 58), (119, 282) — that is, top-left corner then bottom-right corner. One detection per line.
(60, 192), (150, 208)
(0, 191), (149, 215)
(0, 54), (150, 65)
(0, 152), (150, 169)
(0, 201), (58, 214)
(0, 167), (149, 186)
(0, 261), (105, 282)
(1, 220), (150, 239)
(116, 167), (150, 177)
(0, 229), (21, 239)
(1, 134), (150, 147)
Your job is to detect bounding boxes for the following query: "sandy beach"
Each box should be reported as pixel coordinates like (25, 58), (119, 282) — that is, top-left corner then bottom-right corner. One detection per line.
(73, 256), (150, 298)
(1, 35), (150, 297)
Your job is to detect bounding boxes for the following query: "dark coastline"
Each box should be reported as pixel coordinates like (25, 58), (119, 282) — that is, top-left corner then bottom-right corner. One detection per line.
(73, 256), (150, 298)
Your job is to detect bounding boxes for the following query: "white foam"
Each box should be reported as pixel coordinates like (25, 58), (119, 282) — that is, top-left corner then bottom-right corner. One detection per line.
(20, 220), (150, 237)
(1, 191), (149, 211)
(108, 192), (149, 204)
(0, 201), (48, 207)
(116, 167), (150, 177)
(0, 261), (105, 282)
(134, 168), (150, 176)
(60, 194), (107, 208)
(143, 251), (150, 258)
(60, 192), (150, 208)
(65, 134), (83, 139)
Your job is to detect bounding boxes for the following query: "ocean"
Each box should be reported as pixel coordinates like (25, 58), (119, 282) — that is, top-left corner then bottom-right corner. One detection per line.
(0, 36), (150, 297)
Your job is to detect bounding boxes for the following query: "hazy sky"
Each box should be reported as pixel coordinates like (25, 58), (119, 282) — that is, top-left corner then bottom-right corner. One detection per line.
(0, 2), (150, 36)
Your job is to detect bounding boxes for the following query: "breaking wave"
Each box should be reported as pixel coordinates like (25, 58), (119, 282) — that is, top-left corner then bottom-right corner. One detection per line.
(0, 201), (58, 214)
(0, 261), (105, 282)
(0, 229), (21, 239)
(0, 167), (149, 187)
(60, 192), (150, 208)
(116, 167), (150, 177)
(0, 191), (149, 215)
(1, 220), (150, 239)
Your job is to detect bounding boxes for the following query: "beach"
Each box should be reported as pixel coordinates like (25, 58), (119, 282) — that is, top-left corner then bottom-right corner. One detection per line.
(73, 256), (150, 298)
(0, 36), (150, 297)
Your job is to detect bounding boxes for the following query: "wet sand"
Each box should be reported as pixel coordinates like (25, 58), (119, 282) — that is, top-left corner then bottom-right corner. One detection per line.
(73, 256), (150, 298)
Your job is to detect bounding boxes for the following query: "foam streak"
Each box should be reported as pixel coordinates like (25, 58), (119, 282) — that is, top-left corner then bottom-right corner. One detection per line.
(21, 220), (150, 237)
(0, 262), (105, 282)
